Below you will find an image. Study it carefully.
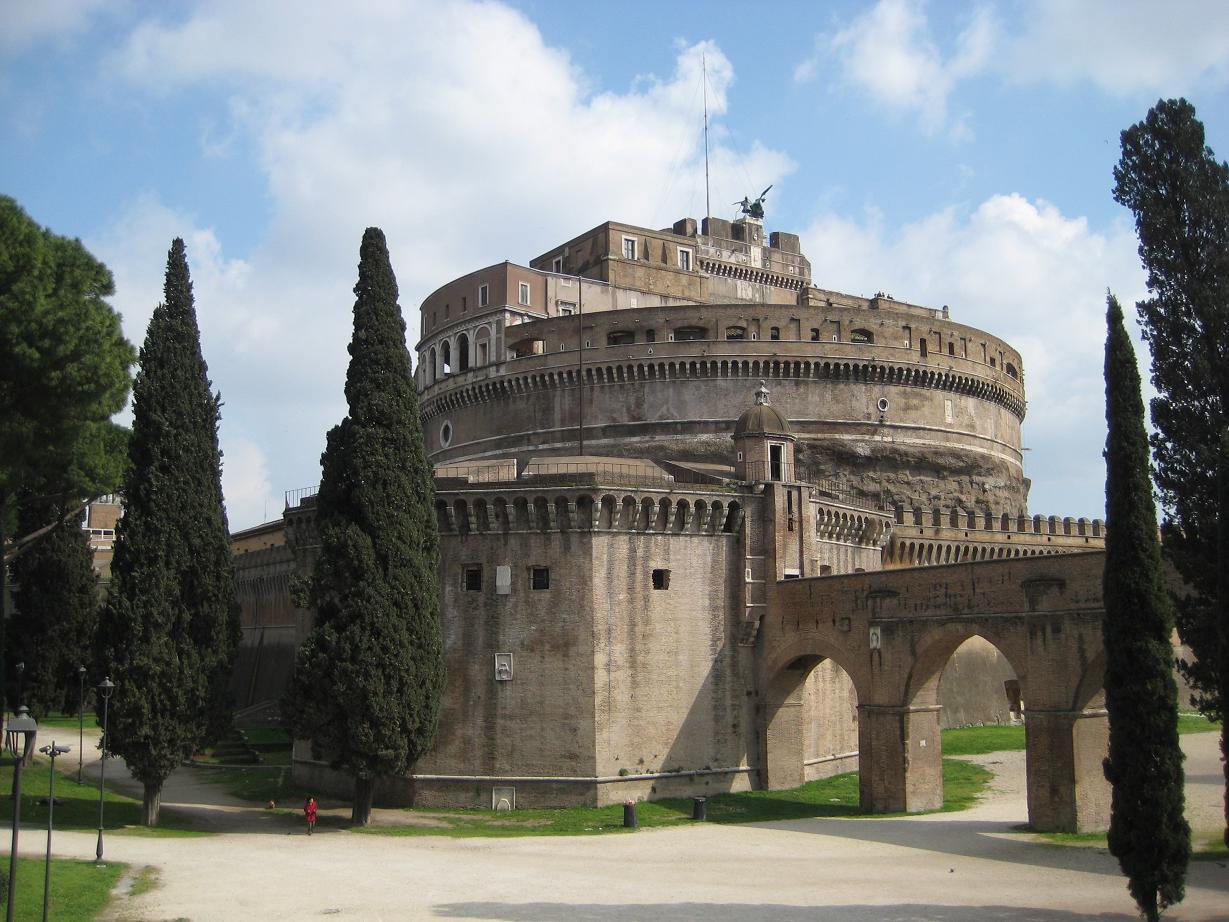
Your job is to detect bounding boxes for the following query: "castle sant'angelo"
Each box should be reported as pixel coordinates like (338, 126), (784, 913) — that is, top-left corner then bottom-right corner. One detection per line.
(230, 204), (1116, 833)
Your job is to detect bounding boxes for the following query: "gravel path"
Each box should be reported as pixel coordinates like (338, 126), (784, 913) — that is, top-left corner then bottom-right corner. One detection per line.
(12, 730), (1228, 921)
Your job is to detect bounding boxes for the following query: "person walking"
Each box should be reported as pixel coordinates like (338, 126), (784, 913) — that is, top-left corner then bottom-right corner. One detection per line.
(304, 796), (318, 835)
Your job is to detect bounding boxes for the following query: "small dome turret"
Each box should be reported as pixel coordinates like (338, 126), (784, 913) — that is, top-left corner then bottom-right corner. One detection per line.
(733, 382), (796, 482)
(733, 381), (792, 438)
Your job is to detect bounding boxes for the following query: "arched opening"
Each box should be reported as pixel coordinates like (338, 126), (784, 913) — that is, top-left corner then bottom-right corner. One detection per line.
(441, 340), (452, 376)
(674, 326), (708, 341)
(427, 347), (437, 385)
(474, 326), (491, 366)
(725, 325), (747, 340)
(762, 652), (862, 793)
(607, 330), (635, 346)
(850, 328), (874, 344)
(457, 332), (470, 372)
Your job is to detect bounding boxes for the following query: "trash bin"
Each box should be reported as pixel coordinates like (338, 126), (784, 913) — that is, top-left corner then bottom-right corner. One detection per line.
(692, 796), (707, 821)
(623, 800), (638, 828)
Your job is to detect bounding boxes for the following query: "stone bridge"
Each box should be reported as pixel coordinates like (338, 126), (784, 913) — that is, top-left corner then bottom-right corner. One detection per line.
(757, 551), (1109, 832)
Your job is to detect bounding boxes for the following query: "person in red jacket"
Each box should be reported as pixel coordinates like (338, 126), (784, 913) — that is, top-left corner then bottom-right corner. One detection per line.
(304, 796), (318, 835)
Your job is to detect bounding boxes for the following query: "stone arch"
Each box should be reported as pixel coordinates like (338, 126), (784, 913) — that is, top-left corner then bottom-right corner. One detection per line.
(574, 494), (594, 530)
(672, 498), (691, 533)
(723, 500), (742, 533)
(473, 498), (490, 533)
(533, 496), (551, 531)
(457, 332), (470, 372)
(441, 339), (452, 376)
(599, 494), (617, 529)
(708, 500), (724, 534)
(638, 496), (654, 530)
(554, 496), (572, 531)
(512, 496), (530, 530)
(760, 642), (867, 792)
(427, 346), (437, 385)
(654, 498), (671, 530)
(693, 499), (709, 532)
(452, 498), (470, 535)
(619, 495), (638, 529)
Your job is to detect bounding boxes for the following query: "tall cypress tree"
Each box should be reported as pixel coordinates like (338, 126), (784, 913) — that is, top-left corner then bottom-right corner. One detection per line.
(1113, 99), (1229, 845)
(284, 227), (443, 826)
(95, 239), (238, 826)
(1102, 292), (1190, 921)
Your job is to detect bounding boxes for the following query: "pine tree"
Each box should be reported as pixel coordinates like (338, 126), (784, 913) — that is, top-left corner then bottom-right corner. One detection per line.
(8, 499), (97, 715)
(284, 228), (443, 826)
(1102, 293), (1190, 921)
(94, 239), (239, 826)
(1113, 97), (1229, 844)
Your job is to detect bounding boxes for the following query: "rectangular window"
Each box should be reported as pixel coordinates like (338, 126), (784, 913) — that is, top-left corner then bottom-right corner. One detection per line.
(677, 248), (691, 271)
(645, 329), (655, 343)
(462, 296), (467, 312)
(552, 255), (563, 273)
(770, 327), (780, 341)
(622, 237), (637, 260)
(519, 282), (530, 305)
(463, 565), (483, 591)
(444, 303), (450, 318)
(652, 569), (670, 590)
(530, 566), (550, 590)
(479, 284), (489, 307)
(558, 301), (576, 316)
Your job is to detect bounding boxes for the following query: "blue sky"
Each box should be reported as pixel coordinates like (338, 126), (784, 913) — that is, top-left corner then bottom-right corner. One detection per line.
(4, 0), (1229, 529)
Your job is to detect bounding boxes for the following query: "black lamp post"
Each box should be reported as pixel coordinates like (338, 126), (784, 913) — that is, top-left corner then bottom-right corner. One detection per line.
(76, 666), (86, 784)
(5, 706), (38, 922)
(95, 677), (114, 863)
(38, 742), (69, 922)
(13, 664), (23, 716)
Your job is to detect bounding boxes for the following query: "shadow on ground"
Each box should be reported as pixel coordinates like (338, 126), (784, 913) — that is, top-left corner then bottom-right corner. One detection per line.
(432, 902), (1138, 921)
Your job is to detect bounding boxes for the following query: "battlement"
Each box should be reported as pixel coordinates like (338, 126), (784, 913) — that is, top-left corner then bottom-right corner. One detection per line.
(884, 505), (1105, 568)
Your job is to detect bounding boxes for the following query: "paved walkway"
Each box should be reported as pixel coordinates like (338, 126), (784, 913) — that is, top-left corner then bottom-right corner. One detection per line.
(10, 731), (1229, 920)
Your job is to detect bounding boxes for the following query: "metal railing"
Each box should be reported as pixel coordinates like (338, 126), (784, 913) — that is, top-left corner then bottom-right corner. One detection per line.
(738, 462), (883, 511)
(284, 486), (318, 510)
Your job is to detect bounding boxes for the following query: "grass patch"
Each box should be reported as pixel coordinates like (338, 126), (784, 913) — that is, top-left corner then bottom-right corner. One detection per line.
(239, 727), (292, 748)
(3, 856), (125, 921)
(27, 712), (95, 732)
(1192, 835), (1228, 862)
(197, 765), (311, 806)
(941, 724), (1025, 755)
(127, 865), (161, 899)
(1177, 712), (1221, 735)
(0, 758), (205, 837)
(354, 759), (993, 838)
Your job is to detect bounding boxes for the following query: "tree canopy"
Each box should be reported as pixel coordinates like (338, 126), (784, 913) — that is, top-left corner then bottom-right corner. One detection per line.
(1113, 97), (1229, 845)
(284, 227), (444, 826)
(1102, 292), (1189, 921)
(94, 238), (238, 826)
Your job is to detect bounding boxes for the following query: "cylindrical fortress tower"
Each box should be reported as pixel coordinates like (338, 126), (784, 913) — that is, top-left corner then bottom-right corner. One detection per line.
(415, 217), (1028, 512)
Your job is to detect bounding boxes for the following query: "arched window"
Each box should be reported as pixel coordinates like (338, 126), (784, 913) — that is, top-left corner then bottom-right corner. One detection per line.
(850, 329), (874, 344)
(428, 346), (437, 383)
(1005, 362), (1019, 379)
(607, 331), (635, 346)
(725, 326), (747, 340)
(441, 340), (452, 375)
(810, 328), (820, 342)
(769, 327), (780, 340)
(457, 333), (470, 372)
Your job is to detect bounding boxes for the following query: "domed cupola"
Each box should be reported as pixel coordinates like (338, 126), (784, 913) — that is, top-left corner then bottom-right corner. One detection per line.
(733, 381), (796, 482)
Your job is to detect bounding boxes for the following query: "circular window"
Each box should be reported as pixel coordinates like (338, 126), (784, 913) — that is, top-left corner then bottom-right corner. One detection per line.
(440, 421), (453, 447)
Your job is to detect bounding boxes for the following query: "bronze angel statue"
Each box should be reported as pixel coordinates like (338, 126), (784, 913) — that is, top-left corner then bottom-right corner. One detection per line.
(735, 185), (772, 220)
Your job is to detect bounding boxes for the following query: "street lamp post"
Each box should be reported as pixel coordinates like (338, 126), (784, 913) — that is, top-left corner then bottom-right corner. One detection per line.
(5, 706), (38, 922)
(38, 742), (69, 922)
(95, 677), (114, 863)
(76, 666), (86, 784)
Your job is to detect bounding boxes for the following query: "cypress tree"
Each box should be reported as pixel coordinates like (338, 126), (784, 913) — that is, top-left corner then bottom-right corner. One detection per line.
(94, 239), (239, 826)
(1113, 98), (1229, 844)
(8, 499), (97, 715)
(284, 227), (443, 826)
(1102, 292), (1190, 921)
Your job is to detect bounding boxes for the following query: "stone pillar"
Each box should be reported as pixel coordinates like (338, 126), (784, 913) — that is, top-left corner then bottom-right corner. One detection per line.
(1025, 707), (1110, 832)
(762, 681), (806, 790)
(858, 704), (943, 813)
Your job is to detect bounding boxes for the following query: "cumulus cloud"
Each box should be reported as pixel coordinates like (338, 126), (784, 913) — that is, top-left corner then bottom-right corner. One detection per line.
(801, 193), (1146, 516)
(0, 0), (114, 52)
(1006, 0), (1229, 95)
(797, 0), (994, 138)
(797, 0), (1229, 139)
(87, 0), (794, 528)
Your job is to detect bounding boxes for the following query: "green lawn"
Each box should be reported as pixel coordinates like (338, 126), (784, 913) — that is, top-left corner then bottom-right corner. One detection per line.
(2, 856), (125, 922)
(0, 759), (205, 837)
(353, 759), (992, 838)
(940, 713), (1220, 758)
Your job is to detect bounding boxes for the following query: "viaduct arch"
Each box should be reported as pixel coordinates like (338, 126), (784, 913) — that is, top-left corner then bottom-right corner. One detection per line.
(756, 551), (1110, 832)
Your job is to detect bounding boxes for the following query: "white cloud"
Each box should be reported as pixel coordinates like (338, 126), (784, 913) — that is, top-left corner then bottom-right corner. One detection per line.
(89, 1), (794, 528)
(220, 435), (277, 531)
(801, 193), (1147, 517)
(799, 0), (995, 138)
(0, 0), (114, 52)
(1007, 0), (1229, 95)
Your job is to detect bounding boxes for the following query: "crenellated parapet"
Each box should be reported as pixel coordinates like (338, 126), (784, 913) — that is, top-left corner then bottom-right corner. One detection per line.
(884, 504), (1105, 567)
(436, 488), (745, 536)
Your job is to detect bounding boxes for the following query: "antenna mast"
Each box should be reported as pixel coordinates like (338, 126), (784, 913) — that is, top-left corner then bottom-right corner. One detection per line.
(702, 53), (711, 222)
